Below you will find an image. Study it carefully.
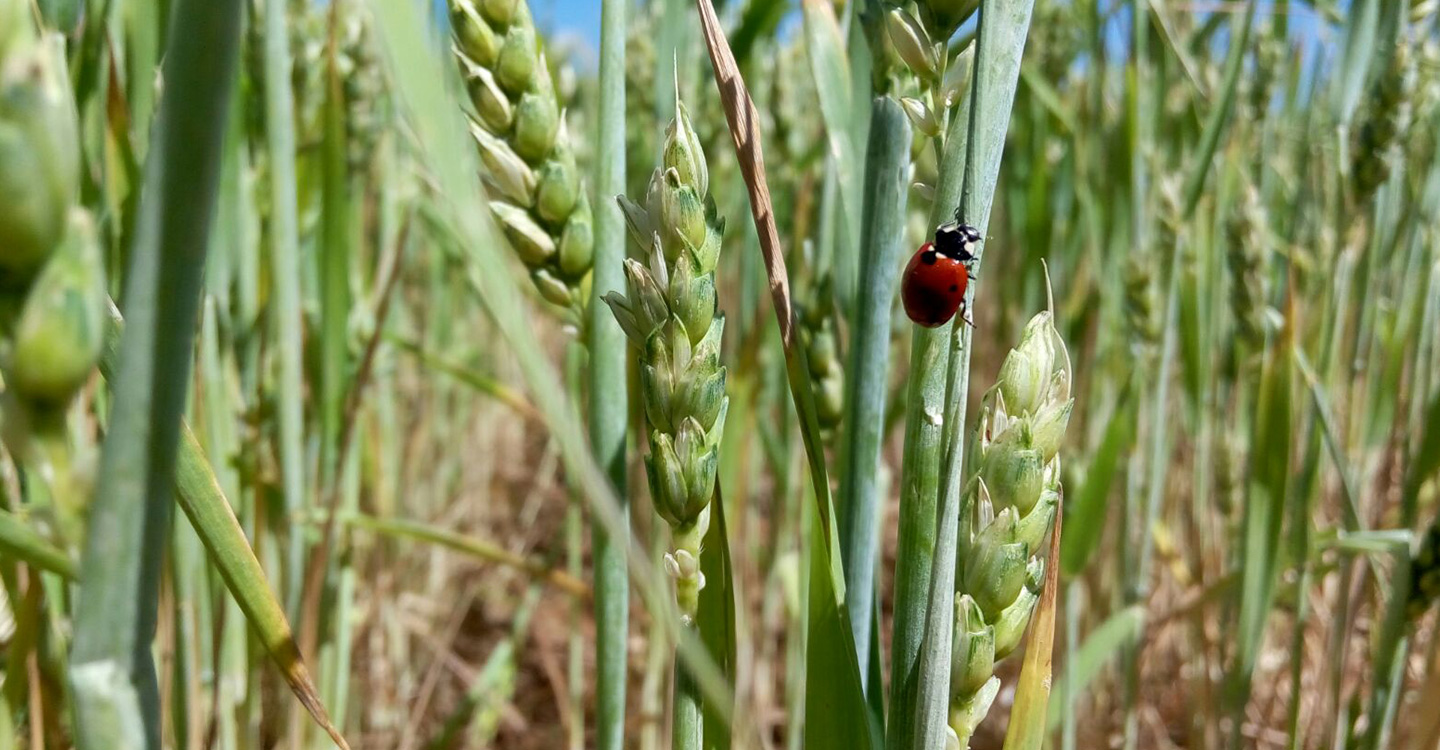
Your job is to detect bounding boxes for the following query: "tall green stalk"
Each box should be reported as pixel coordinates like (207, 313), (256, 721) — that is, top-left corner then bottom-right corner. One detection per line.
(603, 95), (726, 750)
(882, 4), (1020, 746)
(837, 96), (910, 695)
(0, 509), (75, 579)
(68, 0), (242, 745)
(906, 2), (1037, 747)
(262, 0), (308, 617)
(886, 101), (960, 750)
(589, 0), (629, 747)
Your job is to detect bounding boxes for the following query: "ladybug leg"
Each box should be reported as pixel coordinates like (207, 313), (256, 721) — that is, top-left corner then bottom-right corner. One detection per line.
(960, 304), (976, 329)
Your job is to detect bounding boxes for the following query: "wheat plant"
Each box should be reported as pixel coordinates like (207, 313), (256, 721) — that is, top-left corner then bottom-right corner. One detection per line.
(0, 1), (1437, 749)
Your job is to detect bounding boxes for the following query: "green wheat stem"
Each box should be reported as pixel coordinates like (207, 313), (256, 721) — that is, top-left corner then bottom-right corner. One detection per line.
(673, 630), (703, 749)
(557, 341), (587, 749)
(837, 95), (911, 694)
(262, 0), (308, 619)
(1180, 0), (1257, 217)
(590, 1), (629, 747)
(886, 104), (964, 750)
(907, 2), (1037, 746)
(0, 509), (76, 579)
(880, 12), (973, 746)
(68, 0), (242, 744)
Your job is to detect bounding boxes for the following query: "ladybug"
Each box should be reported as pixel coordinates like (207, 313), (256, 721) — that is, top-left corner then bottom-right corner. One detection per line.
(902, 213), (981, 328)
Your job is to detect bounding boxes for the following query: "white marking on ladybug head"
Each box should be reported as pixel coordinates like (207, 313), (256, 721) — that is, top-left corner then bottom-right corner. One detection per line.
(958, 224), (982, 245)
(934, 222), (980, 260)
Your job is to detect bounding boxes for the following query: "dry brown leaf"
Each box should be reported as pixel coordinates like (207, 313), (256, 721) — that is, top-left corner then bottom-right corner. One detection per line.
(691, 0), (795, 349)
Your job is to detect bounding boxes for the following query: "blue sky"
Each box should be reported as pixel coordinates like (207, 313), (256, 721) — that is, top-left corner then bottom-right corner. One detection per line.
(535, 0), (603, 48)
(533, 1), (1337, 74)
(538, 0), (601, 29)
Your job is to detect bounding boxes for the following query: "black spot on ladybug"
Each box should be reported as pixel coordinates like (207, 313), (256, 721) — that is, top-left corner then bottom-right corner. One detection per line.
(922, 251), (938, 265)
(949, 284), (958, 292)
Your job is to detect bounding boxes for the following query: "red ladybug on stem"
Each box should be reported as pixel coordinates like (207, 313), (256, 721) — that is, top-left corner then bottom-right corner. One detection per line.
(902, 212), (981, 328)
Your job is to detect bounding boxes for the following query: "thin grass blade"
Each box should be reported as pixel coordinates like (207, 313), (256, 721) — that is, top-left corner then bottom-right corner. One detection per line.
(699, 488), (736, 750)
(804, 489), (879, 750)
(1228, 291), (1295, 738)
(1179, 0), (1257, 217)
(1046, 605), (1144, 730)
(802, 0), (862, 311)
(68, 0), (243, 744)
(0, 510), (76, 579)
(1060, 386), (1134, 578)
(96, 308), (348, 747)
(837, 95), (910, 694)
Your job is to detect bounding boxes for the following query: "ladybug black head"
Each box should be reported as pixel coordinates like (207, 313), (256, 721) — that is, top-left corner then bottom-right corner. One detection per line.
(934, 222), (981, 261)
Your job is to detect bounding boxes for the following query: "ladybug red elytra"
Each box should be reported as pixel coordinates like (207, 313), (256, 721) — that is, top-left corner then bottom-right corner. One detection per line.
(901, 213), (981, 328)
